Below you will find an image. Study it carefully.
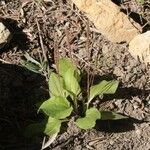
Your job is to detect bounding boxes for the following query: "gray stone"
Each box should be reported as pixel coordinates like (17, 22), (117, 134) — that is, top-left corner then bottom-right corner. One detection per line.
(0, 22), (11, 49)
(129, 31), (150, 64)
(72, 0), (140, 43)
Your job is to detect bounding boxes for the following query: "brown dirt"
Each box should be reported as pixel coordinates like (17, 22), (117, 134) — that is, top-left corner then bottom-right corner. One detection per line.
(0, 0), (150, 150)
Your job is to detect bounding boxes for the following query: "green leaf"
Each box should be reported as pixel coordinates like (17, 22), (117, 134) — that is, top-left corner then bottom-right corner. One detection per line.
(100, 111), (128, 120)
(75, 108), (101, 129)
(44, 117), (61, 136)
(64, 68), (81, 96)
(58, 58), (80, 81)
(24, 117), (61, 137)
(89, 80), (119, 103)
(49, 72), (66, 97)
(42, 132), (58, 149)
(20, 60), (41, 73)
(24, 52), (41, 66)
(136, 0), (144, 4)
(38, 96), (73, 119)
(59, 58), (75, 77)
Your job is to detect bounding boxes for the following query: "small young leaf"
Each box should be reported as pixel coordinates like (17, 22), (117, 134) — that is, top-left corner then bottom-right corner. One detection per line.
(20, 60), (41, 73)
(75, 108), (101, 129)
(44, 117), (61, 136)
(100, 111), (128, 120)
(89, 80), (119, 103)
(24, 52), (41, 66)
(38, 96), (73, 119)
(64, 68), (81, 96)
(49, 72), (66, 97)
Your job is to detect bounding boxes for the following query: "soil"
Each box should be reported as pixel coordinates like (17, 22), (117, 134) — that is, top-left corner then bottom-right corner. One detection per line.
(0, 0), (150, 150)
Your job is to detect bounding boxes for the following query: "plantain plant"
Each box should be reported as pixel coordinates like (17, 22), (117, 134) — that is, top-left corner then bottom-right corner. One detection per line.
(25, 57), (127, 148)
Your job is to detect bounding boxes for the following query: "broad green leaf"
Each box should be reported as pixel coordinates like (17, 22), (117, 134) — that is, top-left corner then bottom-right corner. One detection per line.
(100, 111), (128, 120)
(38, 96), (73, 119)
(59, 58), (75, 77)
(24, 117), (61, 137)
(75, 108), (101, 129)
(64, 68), (81, 96)
(44, 117), (61, 136)
(49, 72), (65, 97)
(58, 58), (80, 81)
(89, 80), (119, 103)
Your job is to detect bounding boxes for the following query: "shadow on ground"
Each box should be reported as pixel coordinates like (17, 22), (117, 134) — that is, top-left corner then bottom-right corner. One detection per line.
(112, 0), (150, 32)
(90, 73), (150, 100)
(81, 73), (149, 133)
(95, 117), (147, 133)
(0, 18), (29, 54)
(104, 86), (150, 100)
(0, 63), (49, 150)
(0, 65), (149, 149)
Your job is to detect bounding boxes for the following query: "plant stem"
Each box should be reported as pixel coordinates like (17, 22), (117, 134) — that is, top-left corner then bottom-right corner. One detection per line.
(81, 97), (87, 114)
(61, 119), (69, 123)
(86, 21), (90, 100)
(73, 96), (78, 114)
(86, 102), (89, 109)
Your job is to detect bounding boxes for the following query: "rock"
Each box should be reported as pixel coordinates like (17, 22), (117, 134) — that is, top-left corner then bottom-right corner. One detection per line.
(72, 0), (141, 43)
(0, 22), (11, 49)
(129, 31), (150, 64)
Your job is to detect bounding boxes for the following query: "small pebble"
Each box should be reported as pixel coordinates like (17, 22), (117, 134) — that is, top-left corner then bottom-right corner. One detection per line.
(109, 140), (114, 145)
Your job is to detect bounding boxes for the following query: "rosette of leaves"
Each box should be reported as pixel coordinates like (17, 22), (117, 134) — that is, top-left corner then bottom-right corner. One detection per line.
(25, 57), (127, 144)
